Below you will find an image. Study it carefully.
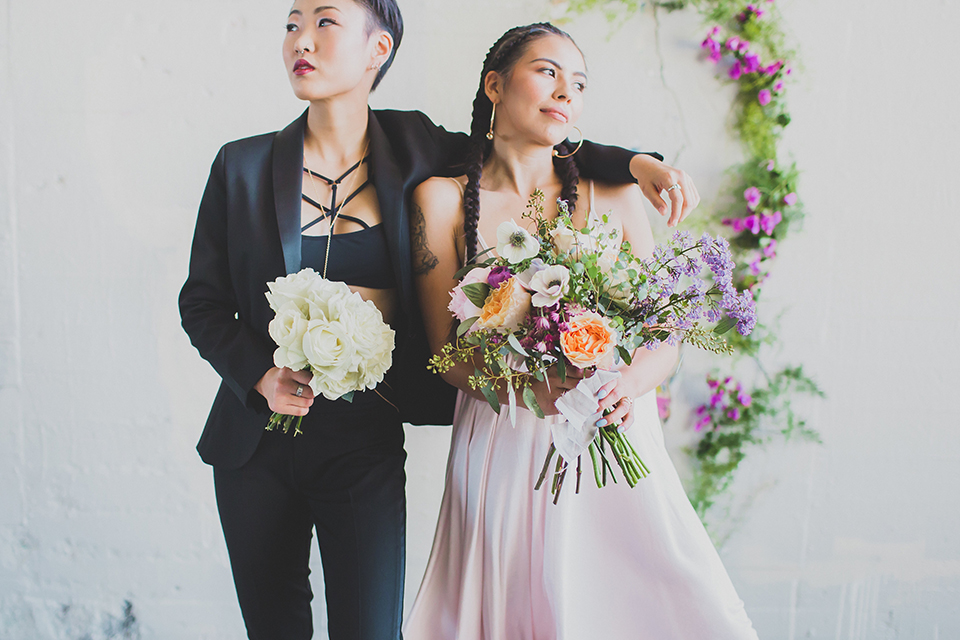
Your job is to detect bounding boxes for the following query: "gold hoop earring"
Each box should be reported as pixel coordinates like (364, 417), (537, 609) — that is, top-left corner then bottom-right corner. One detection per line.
(487, 104), (496, 141)
(553, 126), (584, 158)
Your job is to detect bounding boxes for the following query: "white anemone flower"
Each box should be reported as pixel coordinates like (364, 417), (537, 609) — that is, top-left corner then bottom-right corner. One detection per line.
(528, 265), (570, 307)
(496, 220), (540, 264)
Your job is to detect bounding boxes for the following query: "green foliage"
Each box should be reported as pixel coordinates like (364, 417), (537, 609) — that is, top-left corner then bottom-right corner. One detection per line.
(559, 0), (823, 528)
(687, 367), (823, 518)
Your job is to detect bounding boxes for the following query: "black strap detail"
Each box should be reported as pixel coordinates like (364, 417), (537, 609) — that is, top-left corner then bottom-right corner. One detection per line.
(300, 156), (372, 233)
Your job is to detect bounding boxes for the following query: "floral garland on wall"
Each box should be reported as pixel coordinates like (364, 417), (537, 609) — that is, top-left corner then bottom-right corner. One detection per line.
(556, 0), (823, 523)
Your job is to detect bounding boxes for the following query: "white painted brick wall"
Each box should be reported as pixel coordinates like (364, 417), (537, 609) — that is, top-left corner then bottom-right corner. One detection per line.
(1, 0), (957, 638)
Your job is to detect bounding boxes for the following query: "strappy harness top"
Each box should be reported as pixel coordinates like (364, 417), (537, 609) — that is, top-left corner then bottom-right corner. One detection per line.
(300, 157), (396, 290)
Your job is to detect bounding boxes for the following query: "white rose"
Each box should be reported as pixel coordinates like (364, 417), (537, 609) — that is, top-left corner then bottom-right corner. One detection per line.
(496, 220), (540, 264)
(265, 268), (320, 314)
(310, 369), (363, 401)
(306, 279), (352, 321)
(273, 344), (309, 371)
(347, 298), (395, 387)
(550, 224), (576, 255)
(268, 301), (308, 347)
(528, 265), (570, 308)
(302, 318), (359, 381)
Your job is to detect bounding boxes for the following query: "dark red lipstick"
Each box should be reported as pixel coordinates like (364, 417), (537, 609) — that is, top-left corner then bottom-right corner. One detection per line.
(293, 59), (315, 75)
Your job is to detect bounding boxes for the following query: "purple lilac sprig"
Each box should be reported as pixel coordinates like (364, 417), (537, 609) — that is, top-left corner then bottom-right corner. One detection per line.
(634, 231), (757, 344)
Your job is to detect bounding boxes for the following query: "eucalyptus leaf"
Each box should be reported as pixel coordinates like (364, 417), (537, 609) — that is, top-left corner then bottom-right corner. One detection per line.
(523, 386), (545, 419)
(617, 345), (633, 366)
(507, 333), (529, 357)
(457, 317), (479, 337)
(480, 383), (501, 414)
(556, 356), (566, 383)
(340, 391), (355, 403)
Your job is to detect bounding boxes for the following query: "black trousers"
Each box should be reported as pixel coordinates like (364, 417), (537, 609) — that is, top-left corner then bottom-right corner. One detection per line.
(214, 391), (406, 640)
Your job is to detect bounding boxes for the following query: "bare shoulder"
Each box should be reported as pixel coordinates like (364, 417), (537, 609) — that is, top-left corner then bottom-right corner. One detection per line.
(413, 176), (467, 223)
(589, 180), (654, 258)
(591, 181), (646, 219)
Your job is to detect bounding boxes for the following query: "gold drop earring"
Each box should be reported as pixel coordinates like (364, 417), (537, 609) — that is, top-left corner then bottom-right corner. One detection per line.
(487, 104), (496, 140)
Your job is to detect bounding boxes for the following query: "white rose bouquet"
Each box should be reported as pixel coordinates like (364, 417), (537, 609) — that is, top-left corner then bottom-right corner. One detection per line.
(264, 268), (395, 434)
(429, 191), (757, 502)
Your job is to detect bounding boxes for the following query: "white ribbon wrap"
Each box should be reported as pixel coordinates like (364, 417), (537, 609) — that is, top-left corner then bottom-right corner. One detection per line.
(550, 369), (621, 462)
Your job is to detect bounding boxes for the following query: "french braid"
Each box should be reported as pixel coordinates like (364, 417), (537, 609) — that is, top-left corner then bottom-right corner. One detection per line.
(463, 23), (582, 262)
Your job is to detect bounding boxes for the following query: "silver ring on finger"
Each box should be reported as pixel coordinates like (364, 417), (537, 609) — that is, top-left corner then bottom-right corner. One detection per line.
(295, 384), (304, 398)
(666, 183), (681, 192)
(620, 396), (633, 408)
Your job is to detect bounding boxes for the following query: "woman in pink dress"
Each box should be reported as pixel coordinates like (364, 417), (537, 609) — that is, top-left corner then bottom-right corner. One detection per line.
(405, 23), (758, 640)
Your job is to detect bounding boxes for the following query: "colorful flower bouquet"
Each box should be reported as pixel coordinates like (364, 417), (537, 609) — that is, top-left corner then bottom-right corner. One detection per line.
(264, 268), (395, 435)
(429, 191), (757, 501)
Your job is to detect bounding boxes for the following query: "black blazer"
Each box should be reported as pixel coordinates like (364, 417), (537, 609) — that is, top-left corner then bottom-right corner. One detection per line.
(179, 108), (658, 470)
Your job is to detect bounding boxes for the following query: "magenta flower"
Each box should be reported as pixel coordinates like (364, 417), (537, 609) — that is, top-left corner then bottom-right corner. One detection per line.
(488, 265), (513, 288)
(760, 210), (782, 234)
(707, 378), (720, 389)
(657, 396), (670, 420)
(744, 214), (761, 234)
(726, 36), (741, 51)
(766, 159), (776, 171)
(762, 238), (778, 258)
(775, 80), (785, 92)
(722, 217), (748, 233)
(729, 60), (743, 80)
(710, 26), (720, 37)
(737, 391), (753, 407)
(727, 407), (741, 421)
(744, 186), (761, 209)
(738, 40), (751, 52)
(764, 60), (784, 75)
(695, 414), (712, 431)
(710, 392), (724, 408)
(702, 37), (723, 63)
(748, 255), (763, 275)
(743, 52), (762, 74)
(758, 89), (772, 106)
(783, 192), (798, 206)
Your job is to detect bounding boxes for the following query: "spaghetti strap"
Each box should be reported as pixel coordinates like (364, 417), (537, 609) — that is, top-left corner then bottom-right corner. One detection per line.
(588, 180), (596, 220)
(444, 176), (466, 199)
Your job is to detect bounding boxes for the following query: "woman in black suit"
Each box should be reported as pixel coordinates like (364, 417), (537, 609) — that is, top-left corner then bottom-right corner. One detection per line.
(179, 1), (698, 638)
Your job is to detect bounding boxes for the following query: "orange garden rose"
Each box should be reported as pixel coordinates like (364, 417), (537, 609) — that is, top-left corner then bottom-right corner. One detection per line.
(477, 277), (532, 331)
(560, 309), (617, 369)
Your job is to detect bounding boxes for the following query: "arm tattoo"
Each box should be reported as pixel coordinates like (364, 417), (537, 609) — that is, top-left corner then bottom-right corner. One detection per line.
(412, 203), (440, 275)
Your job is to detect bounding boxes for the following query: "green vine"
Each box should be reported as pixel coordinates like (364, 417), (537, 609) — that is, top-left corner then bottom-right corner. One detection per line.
(556, 0), (823, 523)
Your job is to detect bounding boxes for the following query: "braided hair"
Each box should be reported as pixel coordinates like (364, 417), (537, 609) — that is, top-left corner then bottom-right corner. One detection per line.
(463, 23), (582, 262)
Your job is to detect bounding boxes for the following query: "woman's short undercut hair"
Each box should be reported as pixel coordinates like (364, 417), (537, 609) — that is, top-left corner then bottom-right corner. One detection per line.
(354, 0), (403, 90)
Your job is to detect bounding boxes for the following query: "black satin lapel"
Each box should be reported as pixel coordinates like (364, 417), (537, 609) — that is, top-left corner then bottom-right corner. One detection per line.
(272, 110), (308, 275)
(367, 111), (412, 316)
